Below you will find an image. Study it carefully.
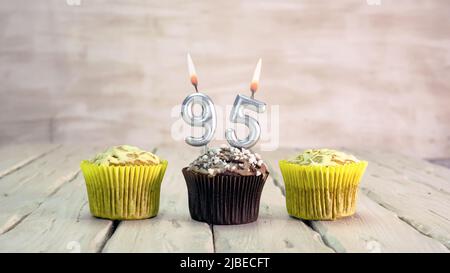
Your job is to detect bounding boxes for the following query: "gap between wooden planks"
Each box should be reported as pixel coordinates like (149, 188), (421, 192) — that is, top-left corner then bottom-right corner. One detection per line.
(0, 145), (113, 252)
(102, 146), (214, 252)
(353, 149), (450, 250)
(103, 145), (332, 252)
(0, 144), (60, 179)
(0, 145), (99, 234)
(0, 144), (448, 252)
(265, 148), (449, 252)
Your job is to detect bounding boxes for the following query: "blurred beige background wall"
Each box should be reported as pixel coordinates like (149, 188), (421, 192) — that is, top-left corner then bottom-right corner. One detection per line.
(0, 0), (449, 158)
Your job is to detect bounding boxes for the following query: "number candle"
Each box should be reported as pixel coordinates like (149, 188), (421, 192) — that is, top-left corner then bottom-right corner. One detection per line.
(225, 59), (266, 148)
(181, 54), (217, 147)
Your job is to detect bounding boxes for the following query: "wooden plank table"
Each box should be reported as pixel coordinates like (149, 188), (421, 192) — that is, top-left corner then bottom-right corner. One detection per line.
(0, 144), (449, 253)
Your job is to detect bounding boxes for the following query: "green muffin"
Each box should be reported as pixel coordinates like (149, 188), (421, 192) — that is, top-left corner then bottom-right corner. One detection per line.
(80, 145), (168, 220)
(279, 149), (368, 220)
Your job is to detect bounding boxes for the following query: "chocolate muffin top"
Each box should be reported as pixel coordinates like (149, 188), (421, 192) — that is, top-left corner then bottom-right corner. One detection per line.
(187, 145), (268, 177)
(288, 149), (359, 166)
(90, 145), (160, 166)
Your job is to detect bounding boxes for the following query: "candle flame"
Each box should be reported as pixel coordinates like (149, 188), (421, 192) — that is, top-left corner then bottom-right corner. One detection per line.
(250, 58), (262, 93)
(187, 53), (198, 88)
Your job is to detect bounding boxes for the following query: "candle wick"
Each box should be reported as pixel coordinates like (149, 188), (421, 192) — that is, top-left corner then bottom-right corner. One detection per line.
(251, 90), (255, 99)
(194, 84), (199, 93)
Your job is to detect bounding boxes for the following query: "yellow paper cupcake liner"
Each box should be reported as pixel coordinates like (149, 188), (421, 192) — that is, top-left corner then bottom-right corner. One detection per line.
(80, 160), (168, 220)
(279, 160), (368, 220)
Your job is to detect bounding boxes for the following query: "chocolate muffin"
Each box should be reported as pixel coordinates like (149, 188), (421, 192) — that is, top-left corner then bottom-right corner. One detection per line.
(182, 145), (269, 225)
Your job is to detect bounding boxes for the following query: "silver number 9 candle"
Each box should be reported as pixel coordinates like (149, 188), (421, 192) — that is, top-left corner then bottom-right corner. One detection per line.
(181, 54), (217, 147)
(181, 93), (216, 146)
(226, 59), (266, 148)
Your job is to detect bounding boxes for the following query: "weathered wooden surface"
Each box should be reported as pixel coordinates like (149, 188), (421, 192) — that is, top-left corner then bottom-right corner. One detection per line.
(310, 194), (448, 253)
(0, 175), (113, 253)
(0, 146), (98, 235)
(264, 148), (450, 252)
(0, 144), (59, 178)
(0, 144), (449, 252)
(354, 150), (450, 249)
(1, 1), (450, 158)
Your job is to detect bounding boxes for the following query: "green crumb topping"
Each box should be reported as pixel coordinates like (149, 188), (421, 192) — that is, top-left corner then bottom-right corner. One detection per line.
(288, 149), (359, 166)
(91, 145), (160, 166)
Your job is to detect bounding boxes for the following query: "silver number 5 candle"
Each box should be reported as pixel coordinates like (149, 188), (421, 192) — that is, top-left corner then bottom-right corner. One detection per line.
(181, 54), (217, 147)
(226, 59), (266, 148)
